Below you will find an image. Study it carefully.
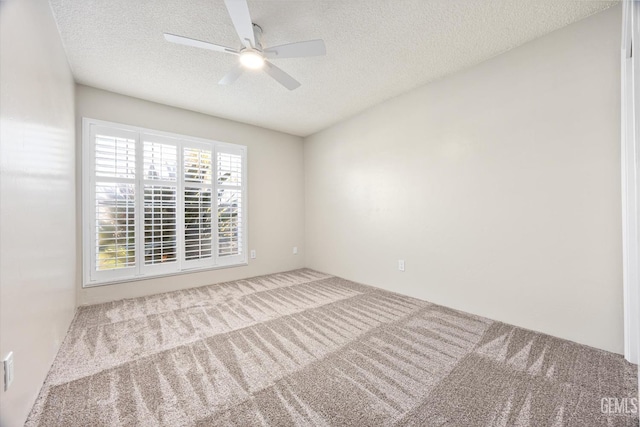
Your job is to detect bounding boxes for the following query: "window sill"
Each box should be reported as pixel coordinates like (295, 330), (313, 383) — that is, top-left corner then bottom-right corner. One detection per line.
(83, 261), (249, 288)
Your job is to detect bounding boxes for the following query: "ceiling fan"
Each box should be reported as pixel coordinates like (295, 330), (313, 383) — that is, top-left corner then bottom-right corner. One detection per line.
(163, 0), (326, 90)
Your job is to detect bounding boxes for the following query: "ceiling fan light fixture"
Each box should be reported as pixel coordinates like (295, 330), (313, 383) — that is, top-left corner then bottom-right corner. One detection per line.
(239, 50), (265, 69)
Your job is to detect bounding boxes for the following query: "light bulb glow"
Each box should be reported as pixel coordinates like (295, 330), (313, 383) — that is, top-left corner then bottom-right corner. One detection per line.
(239, 50), (265, 69)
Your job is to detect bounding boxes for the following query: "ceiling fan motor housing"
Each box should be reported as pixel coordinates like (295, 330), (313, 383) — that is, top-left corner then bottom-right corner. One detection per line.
(251, 23), (263, 50)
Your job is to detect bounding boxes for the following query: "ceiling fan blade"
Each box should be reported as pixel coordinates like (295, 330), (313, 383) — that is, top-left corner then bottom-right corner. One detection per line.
(164, 33), (238, 54)
(264, 40), (326, 59)
(223, 0), (256, 48)
(218, 65), (244, 85)
(263, 61), (301, 90)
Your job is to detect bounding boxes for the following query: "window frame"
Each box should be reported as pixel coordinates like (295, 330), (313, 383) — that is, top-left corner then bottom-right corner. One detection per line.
(82, 117), (248, 287)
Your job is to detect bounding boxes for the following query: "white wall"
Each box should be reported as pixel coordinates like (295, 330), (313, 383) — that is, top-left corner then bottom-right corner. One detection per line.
(0, 1), (77, 425)
(305, 6), (624, 354)
(76, 85), (305, 305)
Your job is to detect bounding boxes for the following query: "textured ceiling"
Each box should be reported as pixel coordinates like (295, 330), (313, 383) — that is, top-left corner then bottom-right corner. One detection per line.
(50, 0), (617, 136)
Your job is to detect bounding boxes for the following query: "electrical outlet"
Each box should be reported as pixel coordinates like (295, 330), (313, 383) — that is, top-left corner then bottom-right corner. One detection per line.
(398, 260), (405, 272)
(3, 352), (13, 391)
(293, 246), (298, 255)
(250, 250), (256, 259)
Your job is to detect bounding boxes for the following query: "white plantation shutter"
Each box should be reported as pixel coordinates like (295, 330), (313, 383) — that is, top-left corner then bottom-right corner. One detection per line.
(216, 146), (245, 264)
(141, 136), (179, 275)
(89, 126), (138, 282)
(83, 119), (247, 286)
(94, 182), (136, 269)
(183, 144), (214, 268)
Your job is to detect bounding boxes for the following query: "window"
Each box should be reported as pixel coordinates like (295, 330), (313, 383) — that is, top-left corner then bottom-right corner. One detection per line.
(83, 118), (247, 286)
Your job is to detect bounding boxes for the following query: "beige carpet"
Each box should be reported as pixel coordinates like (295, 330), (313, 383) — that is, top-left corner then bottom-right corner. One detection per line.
(27, 269), (638, 426)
